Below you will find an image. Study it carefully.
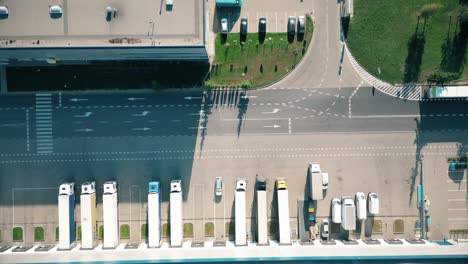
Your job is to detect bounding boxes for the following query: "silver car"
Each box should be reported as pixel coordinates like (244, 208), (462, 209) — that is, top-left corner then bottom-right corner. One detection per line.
(297, 16), (306, 34)
(215, 177), (223, 196)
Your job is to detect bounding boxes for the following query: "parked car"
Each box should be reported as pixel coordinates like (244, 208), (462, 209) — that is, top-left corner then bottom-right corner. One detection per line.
(355, 192), (367, 220)
(259, 16), (267, 33)
(297, 16), (306, 34)
(221, 18), (228, 34)
(449, 162), (467, 171)
(257, 178), (266, 191)
(331, 198), (341, 223)
(49, 5), (63, 18)
(287, 16), (296, 35)
(215, 177), (223, 196)
(0, 6), (9, 19)
(321, 219), (329, 239)
(240, 17), (248, 35)
(106, 6), (113, 21)
(322, 173), (329, 190)
(367, 192), (379, 215)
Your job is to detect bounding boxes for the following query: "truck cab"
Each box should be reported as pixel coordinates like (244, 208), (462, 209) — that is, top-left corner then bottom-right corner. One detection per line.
(308, 162), (321, 174)
(149, 182), (160, 194)
(236, 179), (246, 191)
(275, 178), (287, 190)
(170, 180), (182, 193)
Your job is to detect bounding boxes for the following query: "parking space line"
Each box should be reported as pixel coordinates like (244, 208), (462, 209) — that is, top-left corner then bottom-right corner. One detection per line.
(275, 12), (278, 33)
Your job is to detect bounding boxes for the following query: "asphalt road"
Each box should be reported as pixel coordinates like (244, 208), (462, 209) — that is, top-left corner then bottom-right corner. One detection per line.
(0, 87), (467, 244)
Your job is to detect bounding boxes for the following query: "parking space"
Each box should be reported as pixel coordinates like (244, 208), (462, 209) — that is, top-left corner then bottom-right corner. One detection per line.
(447, 169), (467, 230)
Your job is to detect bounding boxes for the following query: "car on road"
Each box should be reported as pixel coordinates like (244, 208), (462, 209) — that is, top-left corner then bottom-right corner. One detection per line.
(297, 16), (306, 34)
(240, 17), (248, 35)
(355, 192), (367, 220)
(106, 6), (113, 21)
(321, 219), (329, 239)
(215, 177), (223, 196)
(287, 16), (296, 35)
(170, 180), (182, 193)
(257, 178), (266, 191)
(367, 192), (379, 215)
(449, 162), (467, 171)
(221, 18), (228, 34)
(331, 198), (341, 223)
(259, 16), (267, 33)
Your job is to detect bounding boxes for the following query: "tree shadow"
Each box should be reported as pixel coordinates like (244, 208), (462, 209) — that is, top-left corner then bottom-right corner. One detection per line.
(237, 90), (249, 138)
(441, 16), (467, 74)
(403, 17), (426, 83)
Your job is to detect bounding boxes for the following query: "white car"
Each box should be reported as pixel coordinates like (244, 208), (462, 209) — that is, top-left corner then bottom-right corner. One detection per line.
(221, 18), (228, 34)
(215, 177), (223, 196)
(322, 173), (329, 190)
(321, 219), (329, 239)
(367, 192), (379, 215)
(0, 6), (8, 18)
(49, 5), (63, 18)
(331, 198), (341, 223)
(170, 180), (182, 193)
(355, 192), (367, 220)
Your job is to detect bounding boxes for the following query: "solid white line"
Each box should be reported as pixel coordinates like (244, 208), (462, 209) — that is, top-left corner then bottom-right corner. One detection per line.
(448, 190), (467, 192)
(350, 114), (421, 118)
(448, 199), (467, 202)
(13, 187), (56, 191)
(448, 209), (467, 211)
(448, 218), (468, 221)
(26, 109), (30, 152)
(223, 118), (290, 121)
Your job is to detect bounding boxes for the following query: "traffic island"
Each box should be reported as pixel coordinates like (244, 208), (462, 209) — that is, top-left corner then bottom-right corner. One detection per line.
(207, 15), (313, 88)
(35, 245), (55, 252)
(12, 245), (33, 252)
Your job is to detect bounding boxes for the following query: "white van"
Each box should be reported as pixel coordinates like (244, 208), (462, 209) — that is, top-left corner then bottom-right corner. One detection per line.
(367, 192), (379, 215)
(355, 192), (367, 220)
(331, 198), (341, 223)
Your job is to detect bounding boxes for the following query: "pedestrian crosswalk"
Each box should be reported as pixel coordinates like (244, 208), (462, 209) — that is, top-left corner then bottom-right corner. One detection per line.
(345, 45), (422, 101)
(35, 94), (54, 154)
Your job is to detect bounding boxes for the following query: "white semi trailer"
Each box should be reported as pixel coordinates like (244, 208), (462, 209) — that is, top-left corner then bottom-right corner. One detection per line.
(148, 182), (161, 248)
(58, 183), (75, 250)
(276, 178), (291, 244)
(80, 182), (97, 249)
(103, 181), (118, 249)
(235, 179), (247, 246)
(256, 179), (268, 245)
(170, 180), (183, 247)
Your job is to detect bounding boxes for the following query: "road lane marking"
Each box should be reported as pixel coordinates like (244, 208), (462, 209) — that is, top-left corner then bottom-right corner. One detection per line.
(448, 209), (468, 211)
(448, 190), (467, 192)
(26, 109), (30, 152)
(448, 218), (468, 221)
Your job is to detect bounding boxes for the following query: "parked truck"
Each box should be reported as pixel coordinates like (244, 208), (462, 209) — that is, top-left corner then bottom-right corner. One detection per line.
(103, 181), (118, 249)
(80, 182), (97, 249)
(276, 178), (291, 244)
(235, 178), (247, 246)
(308, 162), (325, 200)
(170, 180), (183, 247)
(58, 183), (75, 250)
(256, 179), (268, 245)
(341, 196), (356, 231)
(148, 182), (161, 248)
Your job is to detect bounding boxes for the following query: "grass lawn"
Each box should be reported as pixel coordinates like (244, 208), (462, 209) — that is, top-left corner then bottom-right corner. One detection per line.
(209, 15), (313, 88)
(162, 223), (169, 238)
(76, 225), (81, 241)
(347, 0), (467, 84)
(13, 227), (23, 241)
(56, 226), (59, 241)
(34, 226), (44, 241)
(141, 224), (147, 239)
(99, 225), (104, 240)
(183, 223), (193, 238)
(204, 222), (214, 237)
(120, 224), (130, 239)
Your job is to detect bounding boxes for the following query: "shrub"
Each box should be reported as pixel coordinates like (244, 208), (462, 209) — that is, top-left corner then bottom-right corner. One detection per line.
(203, 80), (217, 89)
(141, 224), (147, 239)
(420, 3), (443, 19)
(240, 80), (251, 89)
(120, 224), (130, 239)
(34, 226), (45, 241)
(13, 227), (23, 241)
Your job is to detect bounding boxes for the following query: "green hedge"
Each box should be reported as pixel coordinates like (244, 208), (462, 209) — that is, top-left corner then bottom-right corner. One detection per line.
(13, 227), (23, 241)
(34, 226), (44, 241)
(120, 224), (130, 239)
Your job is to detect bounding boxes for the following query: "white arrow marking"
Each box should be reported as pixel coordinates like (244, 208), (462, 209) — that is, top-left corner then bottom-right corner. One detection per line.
(188, 126), (206, 130)
(240, 95), (257, 99)
(262, 109), (280, 114)
(128, 97), (146, 101)
(75, 128), (93, 132)
(264, 125), (281, 128)
(69, 98), (88, 102)
(188, 110), (205, 115)
(74, 112), (93, 118)
(184, 96), (203, 100)
(132, 127), (151, 131)
(132, 111), (150, 117)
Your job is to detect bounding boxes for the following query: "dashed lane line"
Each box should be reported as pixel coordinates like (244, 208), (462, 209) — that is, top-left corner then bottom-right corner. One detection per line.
(0, 145), (463, 157)
(0, 151), (461, 163)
